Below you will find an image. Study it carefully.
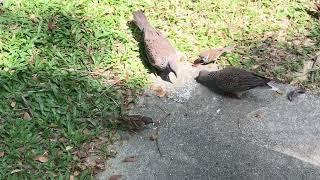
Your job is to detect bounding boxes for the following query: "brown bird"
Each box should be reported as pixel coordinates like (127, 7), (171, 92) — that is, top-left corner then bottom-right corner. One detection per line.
(133, 10), (180, 82)
(195, 67), (272, 98)
(194, 45), (235, 65)
(120, 115), (153, 132)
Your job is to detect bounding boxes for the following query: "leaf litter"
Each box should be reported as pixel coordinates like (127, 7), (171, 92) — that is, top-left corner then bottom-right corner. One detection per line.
(34, 152), (49, 163)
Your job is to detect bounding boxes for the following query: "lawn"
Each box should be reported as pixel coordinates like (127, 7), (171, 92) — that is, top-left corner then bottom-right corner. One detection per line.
(0, 0), (319, 178)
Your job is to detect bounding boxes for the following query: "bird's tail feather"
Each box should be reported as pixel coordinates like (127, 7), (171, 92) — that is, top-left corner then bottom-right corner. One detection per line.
(252, 73), (272, 85)
(252, 71), (284, 85)
(133, 10), (151, 31)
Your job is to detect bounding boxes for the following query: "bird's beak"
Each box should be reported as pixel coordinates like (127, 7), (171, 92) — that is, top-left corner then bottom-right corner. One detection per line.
(165, 75), (173, 84)
(172, 70), (177, 78)
(160, 71), (173, 84)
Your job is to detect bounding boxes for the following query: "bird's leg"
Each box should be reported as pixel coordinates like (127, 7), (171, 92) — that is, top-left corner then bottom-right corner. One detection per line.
(232, 92), (244, 99)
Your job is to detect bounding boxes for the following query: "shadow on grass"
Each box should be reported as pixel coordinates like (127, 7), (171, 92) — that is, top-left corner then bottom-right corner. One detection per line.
(0, 4), (134, 179)
(235, 27), (320, 89)
(0, 68), (121, 177)
(126, 21), (157, 75)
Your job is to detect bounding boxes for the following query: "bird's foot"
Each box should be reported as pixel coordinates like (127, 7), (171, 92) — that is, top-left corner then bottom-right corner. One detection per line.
(231, 92), (244, 99)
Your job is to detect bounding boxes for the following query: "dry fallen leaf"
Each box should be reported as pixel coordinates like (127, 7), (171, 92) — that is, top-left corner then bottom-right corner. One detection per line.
(94, 158), (106, 172)
(10, 101), (16, 108)
(125, 72), (130, 81)
(254, 112), (261, 118)
(114, 41), (126, 54)
(0, 151), (4, 158)
(73, 171), (80, 176)
(10, 169), (23, 174)
(34, 153), (49, 163)
(107, 75), (121, 85)
(109, 175), (123, 180)
(59, 137), (68, 143)
(66, 146), (73, 151)
(32, 74), (38, 80)
(69, 175), (75, 180)
(57, 150), (63, 156)
(85, 156), (97, 167)
(29, 14), (38, 23)
(122, 156), (135, 163)
(22, 112), (31, 120)
(81, 15), (92, 22)
(125, 102), (135, 110)
(48, 20), (57, 31)
(150, 85), (167, 97)
(17, 147), (25, 153)
(156, 89), (166, 97)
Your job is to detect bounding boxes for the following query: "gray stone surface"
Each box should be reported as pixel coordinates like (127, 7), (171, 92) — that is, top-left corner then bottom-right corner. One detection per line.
(96, 62), (320, 180)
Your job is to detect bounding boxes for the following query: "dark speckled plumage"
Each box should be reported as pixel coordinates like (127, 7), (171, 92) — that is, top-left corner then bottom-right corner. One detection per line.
(120, 115), (153, 132)
(133, 10), (179, 82)
(195, 67), (271, 98)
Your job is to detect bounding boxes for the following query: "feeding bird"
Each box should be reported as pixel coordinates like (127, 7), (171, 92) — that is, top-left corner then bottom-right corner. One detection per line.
(133, 10), (181, 82)
(120, 115), (153, 133)
(195, 67), (273, 98)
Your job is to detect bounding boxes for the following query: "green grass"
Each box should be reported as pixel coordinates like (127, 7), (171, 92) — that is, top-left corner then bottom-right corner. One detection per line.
(0, 0), (319, 178)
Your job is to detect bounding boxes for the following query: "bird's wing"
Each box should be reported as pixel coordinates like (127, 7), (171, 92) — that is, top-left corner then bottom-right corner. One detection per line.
(213, 69), (267, 92)
(143, 29), (178, 69)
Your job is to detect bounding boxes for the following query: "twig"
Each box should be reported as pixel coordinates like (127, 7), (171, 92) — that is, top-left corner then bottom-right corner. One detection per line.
(154, 104), (167, 114)
(21, 96), (33, 117)
(153, 104), (171, 156)
(154, 112), (171, 157)
(310, 52), (320, 82)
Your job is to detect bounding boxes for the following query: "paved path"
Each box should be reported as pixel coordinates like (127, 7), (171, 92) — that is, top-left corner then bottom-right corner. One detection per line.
(97, 62), (320, 179)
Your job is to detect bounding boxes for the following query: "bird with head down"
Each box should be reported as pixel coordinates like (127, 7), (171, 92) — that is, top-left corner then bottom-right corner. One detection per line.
(120, 114), (154, 133)
(195, 67), (273, 98)
(133, 10), (181, 83)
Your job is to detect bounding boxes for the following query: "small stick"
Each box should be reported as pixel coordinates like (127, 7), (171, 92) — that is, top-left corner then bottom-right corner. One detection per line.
(21, 96), (33, 117)
(155, 113), (170, 157)
(154, 104), (167, 114)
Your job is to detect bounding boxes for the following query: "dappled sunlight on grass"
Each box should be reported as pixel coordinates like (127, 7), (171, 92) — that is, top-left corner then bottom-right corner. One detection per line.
(0, 0), (319, 178)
